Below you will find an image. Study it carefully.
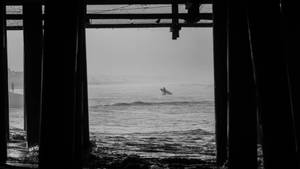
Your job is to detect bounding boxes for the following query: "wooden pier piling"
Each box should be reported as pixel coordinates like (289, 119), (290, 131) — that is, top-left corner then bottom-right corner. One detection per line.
(23, 3), (43, 147)
(281, 1), (300, 166)
(212, 0), (228, 166)
(0, 2), (9, 163)
(38, 0), (87, 168)
(74, 0), (90, 165)
(227, 1), (257, 169)
(247, 0), (298, 168)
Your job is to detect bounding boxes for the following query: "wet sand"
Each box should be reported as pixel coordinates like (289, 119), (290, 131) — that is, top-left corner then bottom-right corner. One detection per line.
(6, 128), (217, 169)
(6, 128), (265, 169)
(90, 129), (216, 160)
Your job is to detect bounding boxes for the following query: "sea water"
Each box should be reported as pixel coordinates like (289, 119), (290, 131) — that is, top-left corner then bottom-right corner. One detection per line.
(88, 82), (215, 159)
(9, 82), (215, 159)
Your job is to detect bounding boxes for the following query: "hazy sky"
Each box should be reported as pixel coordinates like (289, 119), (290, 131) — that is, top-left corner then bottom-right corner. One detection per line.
(7, 28), (213, 83)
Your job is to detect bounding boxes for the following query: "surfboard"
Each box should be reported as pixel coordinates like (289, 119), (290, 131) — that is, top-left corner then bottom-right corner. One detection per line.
(160, 88), (172, 95)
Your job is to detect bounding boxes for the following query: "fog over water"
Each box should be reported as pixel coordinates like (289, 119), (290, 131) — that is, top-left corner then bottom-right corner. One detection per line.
(86, 28), (213, 84)
(8, 28), (215, 159)
(7, 28), (213, 84)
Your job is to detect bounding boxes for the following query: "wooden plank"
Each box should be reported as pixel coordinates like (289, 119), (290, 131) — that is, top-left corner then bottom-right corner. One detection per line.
(247, 0), (298, 169)
(6, 23), (213, 30)
(86, 23), (212, 28)
(5, 13), (213, 20)
(0, 1), (9, 163)
(87, 0), (212, 5)
(4, 0), (212, 5)
(227, 0), (257, 168)
(212, 0), (228, 166)
(23, 3), (43, 147)
(87, 13), (213, 20)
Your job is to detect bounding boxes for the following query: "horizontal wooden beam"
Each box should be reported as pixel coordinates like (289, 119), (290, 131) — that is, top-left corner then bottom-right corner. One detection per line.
(84, 23), (212, 28)
(6, 23), (212, 30)
(88, 13), (212, 19)
(6, 13), (212, 20)
(87, 0), (212, 5)
(5, 0), (212, 5)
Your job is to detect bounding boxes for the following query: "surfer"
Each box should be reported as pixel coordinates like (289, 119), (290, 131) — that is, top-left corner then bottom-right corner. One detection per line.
(160, 87), (172, 95)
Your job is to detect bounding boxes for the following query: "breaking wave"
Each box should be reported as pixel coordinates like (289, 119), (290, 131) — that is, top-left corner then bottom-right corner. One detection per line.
(104, 100), (213, 107)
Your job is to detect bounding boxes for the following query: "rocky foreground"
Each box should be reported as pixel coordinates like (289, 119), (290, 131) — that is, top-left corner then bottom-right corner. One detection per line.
(5, 128), (263, 169)
(6, 128), (219, 169)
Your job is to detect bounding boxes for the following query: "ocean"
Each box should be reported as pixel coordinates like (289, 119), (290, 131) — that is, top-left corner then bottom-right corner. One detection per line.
(9, 81), (215, 160)
(88, 82), (215, 160)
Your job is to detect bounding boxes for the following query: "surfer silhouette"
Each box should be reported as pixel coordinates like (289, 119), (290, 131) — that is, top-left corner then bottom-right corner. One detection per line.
(160, 87), (172, 95)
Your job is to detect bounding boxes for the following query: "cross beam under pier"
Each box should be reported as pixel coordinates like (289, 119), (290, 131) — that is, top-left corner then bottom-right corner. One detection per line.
(4, 0), (212, 5)
(6, 23), (212, 30)
(6, 13), (213, 20)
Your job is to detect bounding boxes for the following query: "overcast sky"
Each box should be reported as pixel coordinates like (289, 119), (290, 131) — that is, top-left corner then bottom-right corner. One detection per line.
(7, 28), (213, 84)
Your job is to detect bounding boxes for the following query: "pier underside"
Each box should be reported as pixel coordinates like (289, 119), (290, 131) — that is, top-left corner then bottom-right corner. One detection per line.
(1, 0), (300, 169)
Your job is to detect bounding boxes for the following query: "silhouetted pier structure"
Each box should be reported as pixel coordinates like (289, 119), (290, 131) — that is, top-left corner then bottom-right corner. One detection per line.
(0, 0), (299, 169)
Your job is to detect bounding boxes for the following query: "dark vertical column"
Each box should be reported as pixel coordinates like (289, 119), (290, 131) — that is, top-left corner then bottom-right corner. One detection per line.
(227, 0), (257, 169)
(247, 0), (298, 169)
(23, 3), (43, 147)
(74, 1), (90, 165)
(281, 1), (300, 167)
(38, 0), (83, 168)
(80, 7), (90, 164)
(171, 0), (180, 39)
(212, 0), (228, 166)
(0, 2), (9, 163)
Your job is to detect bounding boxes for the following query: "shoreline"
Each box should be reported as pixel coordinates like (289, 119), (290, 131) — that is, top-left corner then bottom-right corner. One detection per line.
(6, 128), (217, 169)
(6, 128), (264, 169)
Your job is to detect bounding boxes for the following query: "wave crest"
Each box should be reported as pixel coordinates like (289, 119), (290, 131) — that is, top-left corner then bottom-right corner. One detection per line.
(104, 101), (213, 107)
